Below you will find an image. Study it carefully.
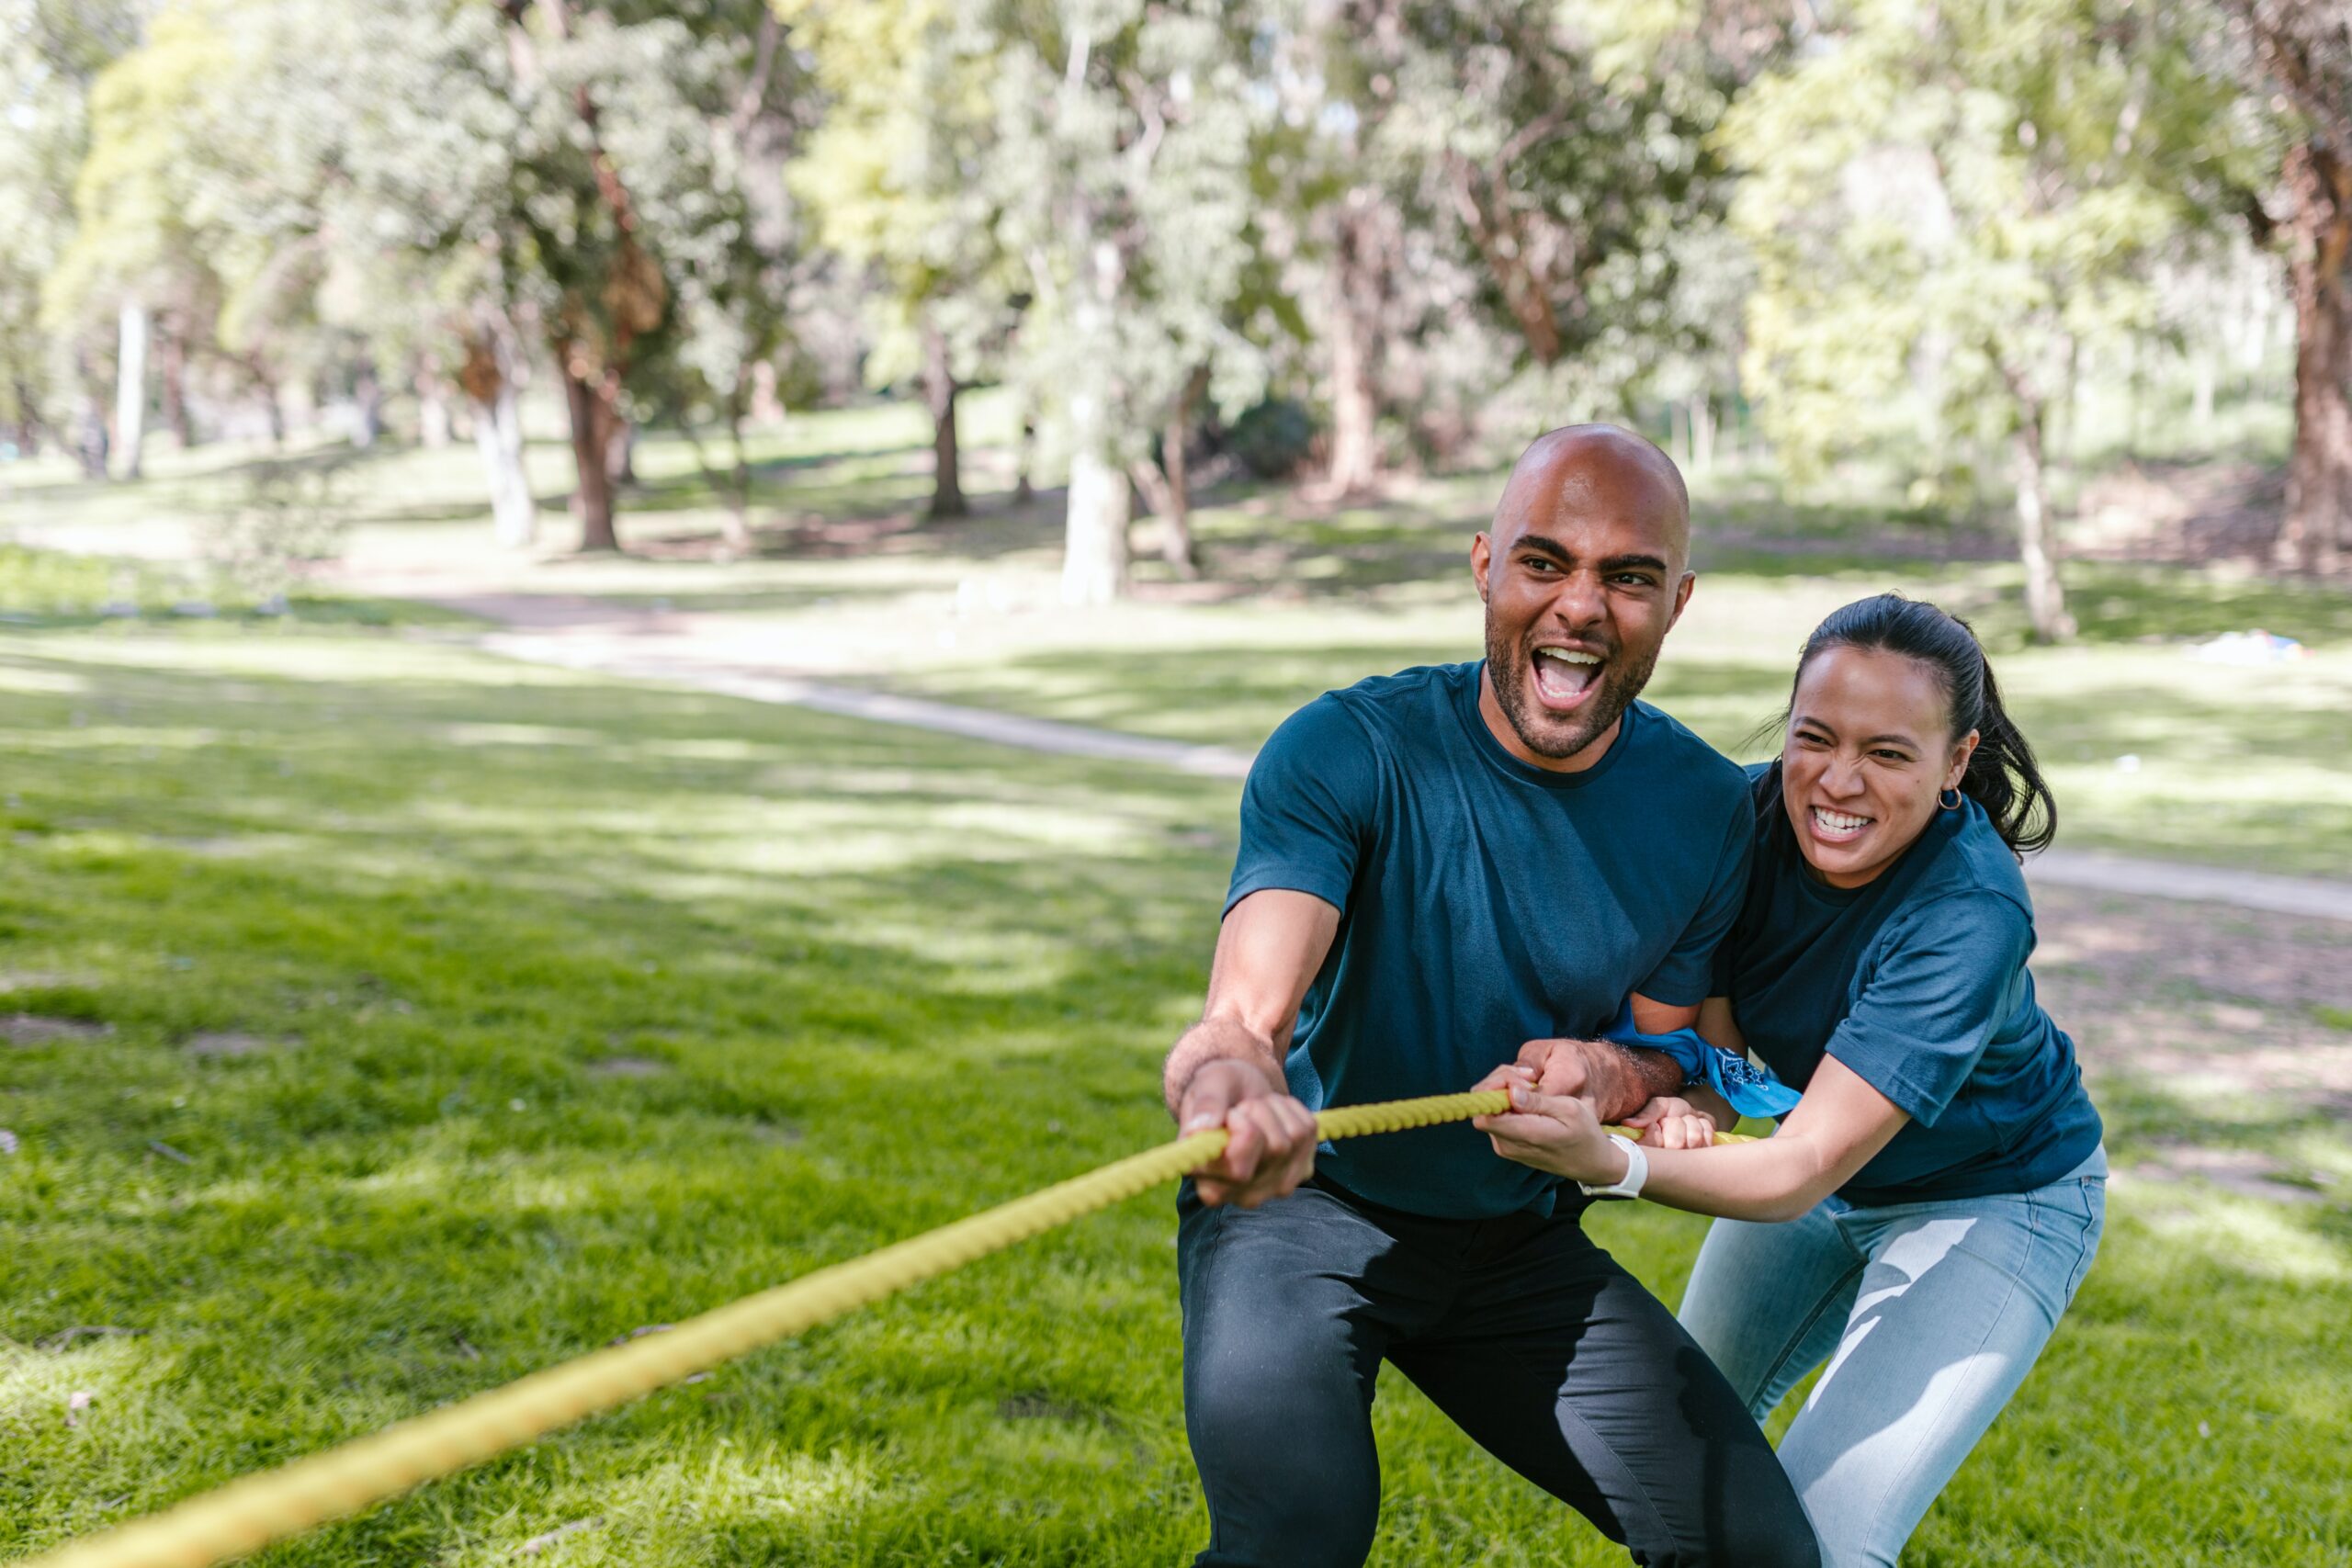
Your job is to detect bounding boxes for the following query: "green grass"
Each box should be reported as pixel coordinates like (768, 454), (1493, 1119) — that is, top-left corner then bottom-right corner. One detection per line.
(2, 625), (2347, 1565)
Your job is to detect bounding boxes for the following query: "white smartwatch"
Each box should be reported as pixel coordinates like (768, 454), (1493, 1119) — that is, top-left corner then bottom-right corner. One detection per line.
(1577, 1134), (1648, 1200)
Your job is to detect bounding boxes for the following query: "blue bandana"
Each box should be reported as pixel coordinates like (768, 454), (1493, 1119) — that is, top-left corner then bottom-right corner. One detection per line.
(1601, 1000), (1803, 1121)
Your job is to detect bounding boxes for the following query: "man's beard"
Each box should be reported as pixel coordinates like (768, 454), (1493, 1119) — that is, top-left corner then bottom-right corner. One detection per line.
(1484, 606), (1658, 761)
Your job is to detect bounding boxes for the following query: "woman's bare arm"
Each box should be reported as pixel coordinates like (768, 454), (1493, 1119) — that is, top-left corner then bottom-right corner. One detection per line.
(1477, 1053), (1911, 1223)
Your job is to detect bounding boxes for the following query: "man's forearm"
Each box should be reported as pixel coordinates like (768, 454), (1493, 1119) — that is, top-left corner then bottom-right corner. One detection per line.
(1163, 1016), (1284, 1117)
(1604, 1044), (1686, 1124)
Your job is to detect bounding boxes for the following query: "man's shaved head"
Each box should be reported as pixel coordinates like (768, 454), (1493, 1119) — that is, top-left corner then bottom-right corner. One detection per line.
(1470, 423), (1697, 771)
(1492, 423), (1690, 570)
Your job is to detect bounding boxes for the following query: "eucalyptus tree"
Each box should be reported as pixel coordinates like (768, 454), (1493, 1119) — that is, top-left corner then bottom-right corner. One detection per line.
(1725, 0), (2229, 641)
(988, 0), (1268, 603)
(38, 0), (207, 479)
(0, 0), (144, 457)
(790, 0), (1016, 521)
(2221, 0), (2352, 573)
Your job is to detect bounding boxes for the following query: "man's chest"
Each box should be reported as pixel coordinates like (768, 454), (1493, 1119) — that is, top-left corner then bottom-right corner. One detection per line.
(1360, 784), (1691, 1023)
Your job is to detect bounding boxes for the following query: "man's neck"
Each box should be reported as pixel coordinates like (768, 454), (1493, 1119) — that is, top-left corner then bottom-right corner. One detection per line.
(1477, 665), (1621, 774)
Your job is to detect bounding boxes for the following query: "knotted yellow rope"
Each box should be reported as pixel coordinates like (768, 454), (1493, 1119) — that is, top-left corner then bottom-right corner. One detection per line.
(17, 1089), (1745, 1568)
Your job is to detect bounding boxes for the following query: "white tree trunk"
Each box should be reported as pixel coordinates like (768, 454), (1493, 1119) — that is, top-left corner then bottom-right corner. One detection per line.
(114, 299), (148, 480)
(1060, 231), (1130, 604)
(2013, 412), (2074, 642)
(418, 370), (453, 448)
(472, 380), (537, 549)
(1062, 442), (1130, 605)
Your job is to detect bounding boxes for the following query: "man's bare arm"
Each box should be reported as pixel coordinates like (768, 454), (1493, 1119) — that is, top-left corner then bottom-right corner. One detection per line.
(1512, 993), (1695, 1125)
(1162, 889), (1340, 1209)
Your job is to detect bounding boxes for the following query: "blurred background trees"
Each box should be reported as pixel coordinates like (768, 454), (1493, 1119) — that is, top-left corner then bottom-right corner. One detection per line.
(2, 0), (2346, 619)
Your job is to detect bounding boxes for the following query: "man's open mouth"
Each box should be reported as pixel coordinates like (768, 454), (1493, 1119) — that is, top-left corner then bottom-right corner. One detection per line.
(1807, 805), (1874, 845)
(1531, 645), (1604, 710)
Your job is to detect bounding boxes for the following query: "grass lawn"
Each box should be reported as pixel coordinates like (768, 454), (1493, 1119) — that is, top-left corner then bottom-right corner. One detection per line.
(2, 621), (2347, 1565)
(6, 394), (2350, 878)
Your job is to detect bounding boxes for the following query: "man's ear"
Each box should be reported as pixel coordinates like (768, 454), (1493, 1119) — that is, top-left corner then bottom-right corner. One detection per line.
(1667, 570), (1695, 630)
(1472, 532), (1492, 602)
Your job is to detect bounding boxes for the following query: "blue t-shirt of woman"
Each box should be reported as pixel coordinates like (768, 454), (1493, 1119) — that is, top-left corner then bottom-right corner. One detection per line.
(1717, 762), (2101, 1205)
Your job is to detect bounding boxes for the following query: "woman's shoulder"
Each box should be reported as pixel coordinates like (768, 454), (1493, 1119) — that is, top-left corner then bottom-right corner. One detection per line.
(1917, 800), (2035, 912)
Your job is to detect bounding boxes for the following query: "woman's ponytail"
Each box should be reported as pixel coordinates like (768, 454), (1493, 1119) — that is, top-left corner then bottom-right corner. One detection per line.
(1791, 593), (2058, 856)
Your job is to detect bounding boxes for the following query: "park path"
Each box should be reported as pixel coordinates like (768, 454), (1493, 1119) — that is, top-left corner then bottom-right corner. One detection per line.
(433, 591), (2352, 924)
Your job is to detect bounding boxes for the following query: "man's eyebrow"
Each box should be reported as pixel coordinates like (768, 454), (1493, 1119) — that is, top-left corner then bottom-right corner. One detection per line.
(1508, 539), (1673, 575)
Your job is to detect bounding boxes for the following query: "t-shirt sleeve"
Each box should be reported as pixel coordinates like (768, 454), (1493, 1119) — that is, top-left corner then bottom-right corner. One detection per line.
(1224, 695), (1382, 918)
(1824, 890), (2032, 1126)
(1638, 784), (1755, 1007)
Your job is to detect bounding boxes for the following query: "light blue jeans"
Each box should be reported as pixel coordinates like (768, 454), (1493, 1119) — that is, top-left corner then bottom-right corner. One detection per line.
(1678, 1149), (2106, 1568)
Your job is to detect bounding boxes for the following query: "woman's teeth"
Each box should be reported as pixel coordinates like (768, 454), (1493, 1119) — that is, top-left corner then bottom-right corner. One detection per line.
(1811, 807), (1871, 840)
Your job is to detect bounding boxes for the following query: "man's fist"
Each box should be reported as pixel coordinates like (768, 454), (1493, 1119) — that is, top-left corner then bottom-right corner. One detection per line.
(1513, 1037), (1652, 1125)
(1176, 1057), (1319, 1210)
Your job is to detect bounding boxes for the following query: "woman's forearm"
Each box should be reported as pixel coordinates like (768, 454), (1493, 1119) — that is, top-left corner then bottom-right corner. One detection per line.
(1640, 1055), (1912, 1221)
(1636, 1137), (1840, 1224)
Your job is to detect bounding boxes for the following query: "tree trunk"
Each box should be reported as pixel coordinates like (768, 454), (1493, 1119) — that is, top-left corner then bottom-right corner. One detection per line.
(253, 358), (286, 449)
(680, 416), (752, 558)
(353, 363), (382, 448)
(1065, 446), (1130, 605)
(2277, 141), (2351, 575)
(472, 384), (536, 550)
(416, 355), (453, 449)
(748, 357), (786, 425)
(725, 410), (753, 555)
(1061, 223), (1129, 604)
(921, 320), (966, 519)
(2012, 403), (2074, 642)
(459, 324), (537, 547)
(1013, 404), (1036, 505)
(1689, 395), (1714, 473)
(605, 417), (636, 487)
(1324, 194), (1385, 497)
(159, 321), (195, 449)
(1129, 364), (1206, 577)
(74, 389), (108, 479)
(561, 358), (621, 552)
(113, 299), (147, 481)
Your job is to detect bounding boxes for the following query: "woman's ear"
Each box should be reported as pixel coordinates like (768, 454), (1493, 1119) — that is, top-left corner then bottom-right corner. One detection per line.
(1945, 729), (1980, 791)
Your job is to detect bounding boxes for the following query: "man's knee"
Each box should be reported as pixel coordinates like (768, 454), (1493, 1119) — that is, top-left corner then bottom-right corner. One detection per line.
(1190, 1452), (1379, 1568)
(1679, 1477), (1819, 1568)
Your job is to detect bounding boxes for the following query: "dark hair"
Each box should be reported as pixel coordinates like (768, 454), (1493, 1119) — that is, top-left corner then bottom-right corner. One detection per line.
(1784, 593), (2057, 855)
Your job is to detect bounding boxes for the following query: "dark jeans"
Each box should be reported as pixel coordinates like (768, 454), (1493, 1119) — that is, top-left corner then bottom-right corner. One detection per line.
(1178, 1177), (1819, 1568)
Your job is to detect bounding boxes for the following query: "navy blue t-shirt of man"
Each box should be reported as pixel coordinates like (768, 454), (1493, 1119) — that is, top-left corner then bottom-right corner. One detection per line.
(1227, 659), (1753, 1218)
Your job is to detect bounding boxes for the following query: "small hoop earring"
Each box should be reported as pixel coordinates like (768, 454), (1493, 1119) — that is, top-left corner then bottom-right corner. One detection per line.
(1939, 787), (1962, 810)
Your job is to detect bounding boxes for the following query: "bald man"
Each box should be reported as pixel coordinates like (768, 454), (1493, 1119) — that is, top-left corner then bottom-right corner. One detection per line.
(1163, 427), (1818, 1567)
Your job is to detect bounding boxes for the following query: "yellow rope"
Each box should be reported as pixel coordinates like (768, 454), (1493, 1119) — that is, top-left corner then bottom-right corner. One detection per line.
(15, 1089), (1747, 1568)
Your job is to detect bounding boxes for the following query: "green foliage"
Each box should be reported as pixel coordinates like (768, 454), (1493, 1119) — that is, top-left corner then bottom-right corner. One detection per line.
(787, 0), (1013, 389)
(985, 0), (1274, 469)
(1224, 396), (1317, 479)
(1723, 0), (2237, 487)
